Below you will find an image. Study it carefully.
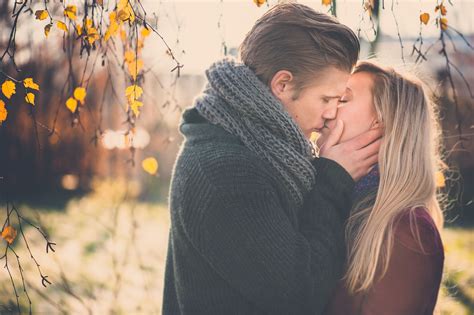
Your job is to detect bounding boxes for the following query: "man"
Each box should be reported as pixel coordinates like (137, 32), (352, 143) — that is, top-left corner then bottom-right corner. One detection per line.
(162, 3), (381, 314)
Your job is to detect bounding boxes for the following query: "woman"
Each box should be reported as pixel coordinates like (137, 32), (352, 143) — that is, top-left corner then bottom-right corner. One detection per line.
(318, 61), (445, 314)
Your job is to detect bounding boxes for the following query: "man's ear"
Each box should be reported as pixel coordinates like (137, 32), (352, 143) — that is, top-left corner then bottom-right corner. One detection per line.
(270, 70), (294, 102)
(370, 120), (381, 129)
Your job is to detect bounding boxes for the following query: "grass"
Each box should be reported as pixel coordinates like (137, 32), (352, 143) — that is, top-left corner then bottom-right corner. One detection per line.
(0, 179), (472, 314)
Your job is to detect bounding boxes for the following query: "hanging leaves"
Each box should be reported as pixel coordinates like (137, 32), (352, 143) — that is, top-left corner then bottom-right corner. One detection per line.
(64, 5), (77, 21)
(57, 21), (68, 32)
(253, 0), (266, 7)
(420, 13), (430, 25)
(25, 92), (35, 106)
(1, 225), (18, 244)
(0, 100), (7, 124)
(74, 87), (87, 104)
(35, 10), (48, 21)
(23, 78), (40, 90)
(125, 85), (143, 99)
(142, 157), (158, 175)
(322, 0), (332, 6)
(435, 4), (447, 16)
(44, 23), (53, 37)
(66, 97), (78, 113)
(436, 171), (446, 188)
(1, 80), (16, 99)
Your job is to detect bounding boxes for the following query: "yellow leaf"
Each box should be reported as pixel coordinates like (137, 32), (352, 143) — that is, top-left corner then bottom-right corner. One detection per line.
(141, 27), (151, 38)
(310, 132), (319, 143)
(120, 27), (127, 42)
(35, 10), (48, 21)
(97, 0), (104, 6)
(85, 18), (93, 30)
(25, 92), (35, 106)
(86, 27), (100, 45)
(124, 50), (135, 63)
(420, 13), (430, 25)
(0, 100), (7, 124)
(64, 5), (77, 20)
(23, 78), (40, 90)
(104, 21), (119, 41)
(436, 171), (445, 188)
(1, 80), (16, 99)
(142, 157), (158, 175)
(1, 225), (17, 244)
(127, 59), (144, 81)
(253, 0), (266, 7)
(125, 85), (143, 99)
(439, 17), (448, 31)
(73, 87), (87, 104)
(129, 99), (143, 117)
(57, 21), (68, 32)
(44, 23), (52, 37)
(76, 24), (83, 36)
(66, 97), (78, 113)
(322, 0), (332, 6)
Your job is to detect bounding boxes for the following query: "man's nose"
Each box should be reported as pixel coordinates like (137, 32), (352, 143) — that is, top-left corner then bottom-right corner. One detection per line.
(322, 103), (338, 120)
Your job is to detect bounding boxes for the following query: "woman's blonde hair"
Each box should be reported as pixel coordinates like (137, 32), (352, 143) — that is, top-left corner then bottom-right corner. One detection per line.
(344, 60), (445, 294)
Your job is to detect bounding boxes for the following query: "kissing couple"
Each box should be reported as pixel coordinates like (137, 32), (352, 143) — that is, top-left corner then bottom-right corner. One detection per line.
(163, 3), (445, 315)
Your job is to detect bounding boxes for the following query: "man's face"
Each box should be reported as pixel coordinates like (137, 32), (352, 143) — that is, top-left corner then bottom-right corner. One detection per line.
(276, 67), (350, 138)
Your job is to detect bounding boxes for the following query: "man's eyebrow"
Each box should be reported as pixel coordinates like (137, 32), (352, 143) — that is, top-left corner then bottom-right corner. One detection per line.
(322, 95), (343, 99)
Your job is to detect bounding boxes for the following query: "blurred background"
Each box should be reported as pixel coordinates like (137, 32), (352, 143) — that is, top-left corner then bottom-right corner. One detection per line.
(0, 0), (473, 314)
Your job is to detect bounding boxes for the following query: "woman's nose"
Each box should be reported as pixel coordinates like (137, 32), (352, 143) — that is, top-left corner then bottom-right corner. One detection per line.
(322, 103), (338, 120)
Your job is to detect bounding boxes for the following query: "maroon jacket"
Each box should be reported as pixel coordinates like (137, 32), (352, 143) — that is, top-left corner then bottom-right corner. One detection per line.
(325, 207), (444, 315)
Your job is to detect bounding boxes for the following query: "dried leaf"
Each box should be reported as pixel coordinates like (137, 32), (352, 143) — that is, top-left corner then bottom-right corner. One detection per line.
(1, 80), (16, 99)
(25, 92), (35, 106)
(35, 10), (48, 21)
(64, 5), (77, 20)
(66, 97), (78, 113)
(44, 23), (53, 37)
(0, 100), (7, 124)
(23, 77), (40, 90)
(142, 157), (158, 175)
(1, 225), (17, 244)
(435, 4), (447, 16)
(420, 13), (430, 25)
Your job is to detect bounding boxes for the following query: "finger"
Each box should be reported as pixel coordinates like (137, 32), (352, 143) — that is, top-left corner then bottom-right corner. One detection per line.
(322, 119), (344, 149)
(357, 138), (382, 158)
(351, 128), (383, 150)
(363, 153), (379, 169)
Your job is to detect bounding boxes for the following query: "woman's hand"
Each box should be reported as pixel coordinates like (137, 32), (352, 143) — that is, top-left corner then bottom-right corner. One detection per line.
(319, 119), (382, 181)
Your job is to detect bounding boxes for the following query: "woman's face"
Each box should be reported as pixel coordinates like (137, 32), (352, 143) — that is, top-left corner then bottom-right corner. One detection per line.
(317, 71), (378, 147)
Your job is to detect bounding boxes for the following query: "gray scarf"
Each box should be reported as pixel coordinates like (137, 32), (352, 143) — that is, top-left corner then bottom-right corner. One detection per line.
(194, 58), (316, 206)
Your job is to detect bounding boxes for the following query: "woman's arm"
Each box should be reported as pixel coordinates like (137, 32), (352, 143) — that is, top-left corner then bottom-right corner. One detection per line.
(361, 208), (444, 315)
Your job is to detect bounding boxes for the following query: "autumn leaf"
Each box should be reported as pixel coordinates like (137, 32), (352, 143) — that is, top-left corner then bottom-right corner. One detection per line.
(76, 24), (83, 36)
(104, 21), (119, 41)
(129, 99), (143, 117)
(44, 24), (53, 37)
(310, 132), (319, 143)
(1, 80), (16, 99)
(86, 27), (100, 45)
(125, 85), (143, 99)
(440, 17), (448, 31)
(142, 157), (158, 175)
(420, 13), (430, 25)
(85, 18), (93, 30)
(127, 59), (144, 81)
(322, 0), (332, 6)
(57, 21), (68, 32)
(436, 171), (445, 188)
(124, 50), (135, 63)
(25, 92), (35, 106)
(74, 87), (87, 104)
(66, 97), (78, 113)
(64, 5), (77, 20)
(23, 78), (40, 90)
(2, 225), (17, 244)
(0, 100), (7, 124)
(141, 27), (151, 38)
(35, 10), (48, 21)
(253, 0), (266, 7)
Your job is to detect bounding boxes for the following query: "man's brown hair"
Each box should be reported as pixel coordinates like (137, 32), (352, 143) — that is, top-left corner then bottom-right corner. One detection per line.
(240, 3), (359, 93)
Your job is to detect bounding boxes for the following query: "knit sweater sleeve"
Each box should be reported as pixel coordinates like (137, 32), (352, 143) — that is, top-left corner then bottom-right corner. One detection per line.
(177, 154), (355, 314)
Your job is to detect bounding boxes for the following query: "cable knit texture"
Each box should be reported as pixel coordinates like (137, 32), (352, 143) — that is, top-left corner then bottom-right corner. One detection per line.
(195, 58), (315, 207)
(162, 105), (356, 314)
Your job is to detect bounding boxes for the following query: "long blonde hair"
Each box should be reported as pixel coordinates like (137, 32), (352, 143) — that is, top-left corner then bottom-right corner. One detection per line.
(344, 61), (445, 294)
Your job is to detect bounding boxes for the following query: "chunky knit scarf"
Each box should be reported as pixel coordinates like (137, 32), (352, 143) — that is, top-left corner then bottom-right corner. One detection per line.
(194, 58), (316, 207)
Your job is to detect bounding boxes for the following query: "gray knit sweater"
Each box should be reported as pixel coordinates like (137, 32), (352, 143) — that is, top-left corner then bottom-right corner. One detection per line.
(162, 108), (355, 315)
